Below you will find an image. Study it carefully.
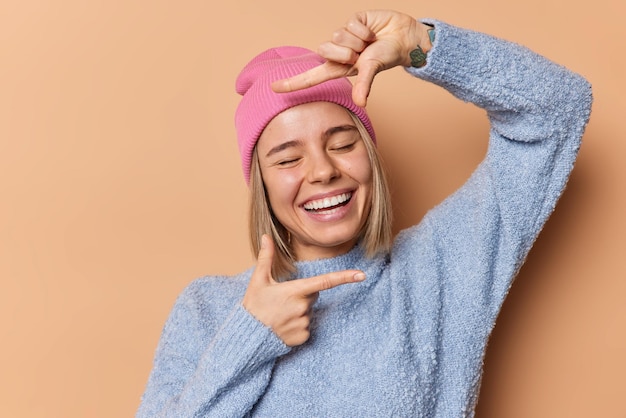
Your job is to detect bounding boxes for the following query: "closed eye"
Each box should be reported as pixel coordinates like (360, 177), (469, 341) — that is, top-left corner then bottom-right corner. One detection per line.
(276, 157), (300, 166)
(330, 142), (356, 152)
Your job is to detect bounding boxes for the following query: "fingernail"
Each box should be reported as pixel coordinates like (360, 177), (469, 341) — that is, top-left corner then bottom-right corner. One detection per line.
(353, 272), (366, 282)
(260, 235), (267, 249)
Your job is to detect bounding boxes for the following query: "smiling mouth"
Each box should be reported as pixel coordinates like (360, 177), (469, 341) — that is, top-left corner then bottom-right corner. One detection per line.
(303, 192), (352, 212)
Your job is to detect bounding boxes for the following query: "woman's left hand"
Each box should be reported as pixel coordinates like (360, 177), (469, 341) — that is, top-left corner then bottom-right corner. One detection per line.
(271, 10), (433, 107)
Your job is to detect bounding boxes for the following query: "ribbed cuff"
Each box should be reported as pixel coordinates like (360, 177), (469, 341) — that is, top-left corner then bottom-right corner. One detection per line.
(207, 304), (291, 377)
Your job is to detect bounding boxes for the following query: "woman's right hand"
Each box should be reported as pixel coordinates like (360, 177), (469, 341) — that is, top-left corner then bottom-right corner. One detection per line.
(272, 10), (433, 107)
(242, 235), (366, 347)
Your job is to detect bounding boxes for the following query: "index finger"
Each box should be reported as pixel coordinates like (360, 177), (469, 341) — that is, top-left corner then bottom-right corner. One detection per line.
(271, 61), (353, 93)
(291, 270), (366, 296)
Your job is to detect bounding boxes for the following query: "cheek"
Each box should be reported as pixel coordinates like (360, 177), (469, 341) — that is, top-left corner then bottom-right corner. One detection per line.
(263, 171), (301, 212)
(359, 163), (374, 184)
(344, 152), (373, 184)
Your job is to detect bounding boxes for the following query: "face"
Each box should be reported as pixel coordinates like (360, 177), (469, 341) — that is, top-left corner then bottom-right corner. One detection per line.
(256, 102), (373, 261)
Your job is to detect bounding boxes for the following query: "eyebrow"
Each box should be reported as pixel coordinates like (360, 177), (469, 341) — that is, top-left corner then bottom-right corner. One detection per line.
(323, 124), (359, 139)
(264, 124), (359, 158)
(265, 140), (304, 158)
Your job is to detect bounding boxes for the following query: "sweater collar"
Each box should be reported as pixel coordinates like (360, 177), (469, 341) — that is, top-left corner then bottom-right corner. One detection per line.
(292, 243), (367, 279)
(289, 243), (388, 301)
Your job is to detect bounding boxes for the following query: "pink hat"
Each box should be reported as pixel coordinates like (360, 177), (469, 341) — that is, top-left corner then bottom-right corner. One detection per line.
(234, 46), (376, 183)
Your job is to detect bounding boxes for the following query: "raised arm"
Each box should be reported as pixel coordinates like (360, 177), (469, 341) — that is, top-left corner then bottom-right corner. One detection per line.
(400, 18), (592, 315)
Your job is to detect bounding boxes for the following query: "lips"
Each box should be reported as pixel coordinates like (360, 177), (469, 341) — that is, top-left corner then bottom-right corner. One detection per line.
(302, 192), (352, 212)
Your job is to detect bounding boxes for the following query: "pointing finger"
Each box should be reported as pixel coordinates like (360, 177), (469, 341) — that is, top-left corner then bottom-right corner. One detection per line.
(271, 62), (352, 94)
(292, 270), (366, 296)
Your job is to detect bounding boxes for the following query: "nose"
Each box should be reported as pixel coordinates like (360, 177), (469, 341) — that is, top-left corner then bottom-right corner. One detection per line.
(306, 151), (340, 184)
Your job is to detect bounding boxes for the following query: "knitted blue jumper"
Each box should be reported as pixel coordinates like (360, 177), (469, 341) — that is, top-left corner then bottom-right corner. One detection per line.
(137, 20), (592, 417)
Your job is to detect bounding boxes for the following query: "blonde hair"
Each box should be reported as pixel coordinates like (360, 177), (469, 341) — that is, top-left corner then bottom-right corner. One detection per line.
(248, 110), (393, 280)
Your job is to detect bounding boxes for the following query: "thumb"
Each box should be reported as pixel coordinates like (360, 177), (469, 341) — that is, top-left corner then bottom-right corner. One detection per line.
(352, 61), (379, 107)
(252, 234), (275, 284)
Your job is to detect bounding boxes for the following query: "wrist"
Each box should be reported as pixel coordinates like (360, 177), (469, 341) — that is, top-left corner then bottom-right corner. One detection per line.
(407, 23), (435, 68)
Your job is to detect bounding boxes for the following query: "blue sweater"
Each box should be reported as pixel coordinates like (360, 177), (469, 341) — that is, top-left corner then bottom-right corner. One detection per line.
(137, 20), (592, 417)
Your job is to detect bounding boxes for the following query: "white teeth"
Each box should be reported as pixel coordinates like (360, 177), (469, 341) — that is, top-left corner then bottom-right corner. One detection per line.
(304, 192), (351, 211)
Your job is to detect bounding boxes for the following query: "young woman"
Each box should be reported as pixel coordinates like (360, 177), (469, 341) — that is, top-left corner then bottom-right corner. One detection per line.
(137, 10), (592, 417)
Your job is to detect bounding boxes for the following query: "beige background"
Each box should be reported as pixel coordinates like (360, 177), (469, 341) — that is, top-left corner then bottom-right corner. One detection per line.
(1, 0), (623, 416)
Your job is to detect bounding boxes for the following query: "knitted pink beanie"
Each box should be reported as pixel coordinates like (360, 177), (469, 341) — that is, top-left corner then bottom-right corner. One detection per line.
(234, 46), (376, 183)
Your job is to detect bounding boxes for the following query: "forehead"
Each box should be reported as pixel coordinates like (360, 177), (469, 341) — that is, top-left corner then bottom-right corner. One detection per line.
(257, 102), (354, 149)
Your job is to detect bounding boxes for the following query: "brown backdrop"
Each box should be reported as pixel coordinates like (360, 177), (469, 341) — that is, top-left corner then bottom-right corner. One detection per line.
(1, 0), (624, 417)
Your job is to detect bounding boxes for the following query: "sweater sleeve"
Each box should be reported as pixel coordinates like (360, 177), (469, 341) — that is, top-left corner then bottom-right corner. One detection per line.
(136, 279), (291, 417)
(401, 20), (592, 318)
